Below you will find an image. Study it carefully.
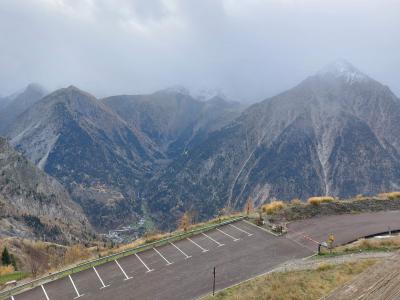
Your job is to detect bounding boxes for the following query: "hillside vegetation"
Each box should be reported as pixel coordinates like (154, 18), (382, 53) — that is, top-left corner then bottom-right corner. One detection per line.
(206, 260), (377, 300)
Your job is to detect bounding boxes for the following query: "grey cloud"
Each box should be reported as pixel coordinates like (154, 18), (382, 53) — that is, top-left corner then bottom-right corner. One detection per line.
(0, 0), (399, 102)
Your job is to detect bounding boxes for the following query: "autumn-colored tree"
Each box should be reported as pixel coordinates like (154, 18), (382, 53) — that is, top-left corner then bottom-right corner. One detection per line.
(179, 212), (192, 232)
(64, 245), (90, 265)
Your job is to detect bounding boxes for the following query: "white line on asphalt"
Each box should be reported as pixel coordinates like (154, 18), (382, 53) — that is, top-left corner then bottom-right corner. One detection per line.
(153, 247), (173, 265)
(135, 253), (154, 273)
(115, 260), (132, 280)
(230, 224), (253, 236)
(202, 232), (224, 247)
(187, 238), (209, 252)
(69, 275), (84, 299)
(169, 242), (192, 259)
(285, 236), (316, 252)
(242, 219), (279, 236)
(93, 266), (110, 289)
(11, 296), (15, 300)
(41, 285), (50, 300)
(217, 228), (240, 241)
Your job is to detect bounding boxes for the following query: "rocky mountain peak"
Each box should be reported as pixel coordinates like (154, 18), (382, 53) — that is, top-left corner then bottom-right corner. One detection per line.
(317, 59), (369, 83)
(157, 85), (191, 97)
(25, 82), (47, 95)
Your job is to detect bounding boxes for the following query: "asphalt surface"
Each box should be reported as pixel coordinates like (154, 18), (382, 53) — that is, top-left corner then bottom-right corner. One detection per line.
(11, 211), (400, 300)
(286, 210), (400, 250)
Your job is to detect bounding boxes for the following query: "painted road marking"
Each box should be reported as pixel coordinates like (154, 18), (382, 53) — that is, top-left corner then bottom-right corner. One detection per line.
(41, 285), (50, 300)
(153, 247), (173, 265)
(187, 237), (209, 252)
(202, 232), (224, 247)
(293, 231), (320, 245)
(217, 228), (240, 242)
(69, 275), (84, 299)
(243, 219), (279, 236)
(230, 224), (253, 236)
(115, 259), (132, 280)
(11, 296), (15, 300)
(135, 253), (154, 273)
(93, 266), (110, 289)
(169, 242), (192, 259)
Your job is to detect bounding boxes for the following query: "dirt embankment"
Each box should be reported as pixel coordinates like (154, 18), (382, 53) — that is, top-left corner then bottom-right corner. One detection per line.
(269, 198), (400, 223)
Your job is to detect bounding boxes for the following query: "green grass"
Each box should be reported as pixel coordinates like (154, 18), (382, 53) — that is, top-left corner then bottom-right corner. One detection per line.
(0, 272), (29, 285)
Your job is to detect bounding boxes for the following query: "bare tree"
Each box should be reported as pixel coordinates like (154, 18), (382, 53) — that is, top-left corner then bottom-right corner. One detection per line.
(25, 243), (47, 278)
(179, 212), (192, 232)
(244, 197), (254, 216)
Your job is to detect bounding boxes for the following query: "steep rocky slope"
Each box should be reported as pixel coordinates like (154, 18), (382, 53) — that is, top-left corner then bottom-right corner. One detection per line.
(0, 137), (92, 244)
(147, 60), (400, 228)
(103, 89), (242, 158)
(0, 83), (47, 134)
(6, 86), (161, 230)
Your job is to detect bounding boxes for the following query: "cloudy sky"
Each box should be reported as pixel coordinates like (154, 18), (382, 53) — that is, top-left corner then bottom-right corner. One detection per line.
(1, 0), (399, 102)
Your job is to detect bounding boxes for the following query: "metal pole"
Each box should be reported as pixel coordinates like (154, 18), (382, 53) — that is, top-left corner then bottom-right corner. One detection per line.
(213, 267), (216, 296)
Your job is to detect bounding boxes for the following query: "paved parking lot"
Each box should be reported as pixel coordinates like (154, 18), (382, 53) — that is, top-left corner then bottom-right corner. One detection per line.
(12, 211), (400, 300)
(11, 221), (312, 300)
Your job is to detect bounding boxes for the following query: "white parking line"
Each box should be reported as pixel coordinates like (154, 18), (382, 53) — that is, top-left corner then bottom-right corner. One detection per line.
(217, 228), (240, 241)
(243, 219), (279, 236)
(169, 242), (192, 259)
(230, 224), (253, 236)
(41, 285), (50, 300)
(187, 237), (209, 252)
(115, 260), (132, 280)
(69, 275), (84, 299)
(202, 232), (224, 247)
(93, 266), (110, 289)
(135, 253), (154, 273)
(11, 296), (15, 300)
(153, 247), (173, 265)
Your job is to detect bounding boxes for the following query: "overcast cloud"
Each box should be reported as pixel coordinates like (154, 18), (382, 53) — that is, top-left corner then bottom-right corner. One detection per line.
(0, 0), (399, 102)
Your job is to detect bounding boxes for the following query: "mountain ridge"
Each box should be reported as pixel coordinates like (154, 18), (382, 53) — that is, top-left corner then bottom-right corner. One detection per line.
(145, 61), (400, 228)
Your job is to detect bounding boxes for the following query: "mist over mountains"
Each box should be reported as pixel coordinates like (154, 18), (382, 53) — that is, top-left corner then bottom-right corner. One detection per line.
(1, 60), (400, 233)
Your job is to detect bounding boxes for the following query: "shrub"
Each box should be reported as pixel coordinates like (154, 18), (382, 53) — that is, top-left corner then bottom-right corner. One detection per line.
(378, 192), (400, 200)
(307, 196), (334, 206)
(387, 192), (400, 200)
(290, 198), (302, 205)
(262, 201), (286, 214)
(0, 265), (14, 276)
(64, 245), (91, 265)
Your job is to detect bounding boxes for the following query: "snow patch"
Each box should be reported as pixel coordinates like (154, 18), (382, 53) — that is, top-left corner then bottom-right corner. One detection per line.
(318, 59), (369, 84)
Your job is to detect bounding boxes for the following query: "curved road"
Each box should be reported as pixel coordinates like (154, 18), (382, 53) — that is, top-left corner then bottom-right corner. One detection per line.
(286, 210), (400, 250)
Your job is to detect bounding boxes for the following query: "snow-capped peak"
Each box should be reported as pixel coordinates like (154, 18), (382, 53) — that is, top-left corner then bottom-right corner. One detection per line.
(317, 59), (369, 83)
(190, 88), (228, 102)
(159, 85), (191, 96)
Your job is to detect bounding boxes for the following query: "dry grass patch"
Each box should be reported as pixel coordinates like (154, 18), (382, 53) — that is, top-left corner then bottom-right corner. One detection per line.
(308, 196), (335, 206)
(378, 191), (400, 200)
(262, 201), (286, 214)
(331, 236), (400, 254)
(0, 265), (14, 276)
(206, 260), (377, 300)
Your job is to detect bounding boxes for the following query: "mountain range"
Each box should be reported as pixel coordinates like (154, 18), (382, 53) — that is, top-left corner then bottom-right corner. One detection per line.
(1, 60), (400, 232)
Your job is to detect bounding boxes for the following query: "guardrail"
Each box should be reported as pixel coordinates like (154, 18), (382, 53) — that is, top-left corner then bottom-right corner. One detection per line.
(0, 216), (244, 300)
